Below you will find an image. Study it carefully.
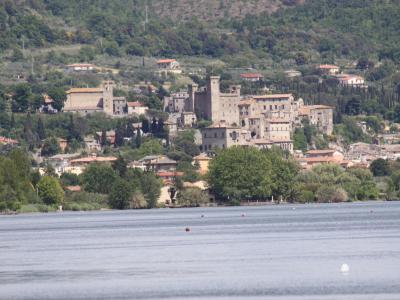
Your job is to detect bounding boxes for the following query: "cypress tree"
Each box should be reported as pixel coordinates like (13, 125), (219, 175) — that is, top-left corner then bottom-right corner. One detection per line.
(37, 116), (46, 140)
(135, 128), (141, 148)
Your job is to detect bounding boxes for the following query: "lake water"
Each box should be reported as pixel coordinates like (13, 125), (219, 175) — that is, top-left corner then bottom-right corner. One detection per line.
(1, 201), (400, 300)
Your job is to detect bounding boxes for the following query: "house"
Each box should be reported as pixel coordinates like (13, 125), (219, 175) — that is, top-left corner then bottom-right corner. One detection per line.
(193, 153), (212, 175)
(336, 74), (366, 87)
(95, 130), (115, 146)
(40, 94), (58, 114)
(201, 123), (247, 151)
(285, 69), (302, 78)
(138, 155), (178, 172)
(66, 63), (95, 72)
(298, 105), (334, 135)
(318, 64), (340, 75)
(163, 91), (189, 113)
(179, 112), (197, 128)
(156, 59), (182, 75)
(84, 136), (101, 152)
(240, 73), (264, 82)
(69, 156), (117, 173)
(58, 138), (68, 153)
(127, 101), (148, 115)
(0, 136), (18, 145)
(164, 120), (178, 136)
(296, 149), (349, 169)
(156, 171), (184, 185)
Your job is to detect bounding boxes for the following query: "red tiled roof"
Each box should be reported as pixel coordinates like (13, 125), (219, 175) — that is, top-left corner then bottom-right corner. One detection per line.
(65, 186), (81, 192)
(157, 171), (184, 177)
(0, 137), (18, 144)
(157, 59), (176, 64)
(127, 101), (145, 107)
(240, 73), (263, 79)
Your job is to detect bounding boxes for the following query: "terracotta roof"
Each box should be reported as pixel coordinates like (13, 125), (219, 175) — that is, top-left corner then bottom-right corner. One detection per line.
(157, 59), (176, 64)
(0, 137), (18, 144)
(127, 101), (145, 107)
(65, 186), (81, 192)
(319, 64), (339, 69)
(253, 94), (292, 99)
(240, 73), (263, 79)
(66, 88), (103, 94)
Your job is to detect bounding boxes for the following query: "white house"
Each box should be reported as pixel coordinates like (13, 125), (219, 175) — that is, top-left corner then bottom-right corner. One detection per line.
(127, 101), (148, 115)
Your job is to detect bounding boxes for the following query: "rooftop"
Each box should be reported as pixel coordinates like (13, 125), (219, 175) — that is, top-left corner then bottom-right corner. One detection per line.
(127, 101), (146, 107)
(66, 88), (103, 94)
(319, 64), (339, 69)
(157, 59), (176, 64)
(253, 94), (292, 99)
(70, 156), (117, 164)
(240, 73), (264, 78)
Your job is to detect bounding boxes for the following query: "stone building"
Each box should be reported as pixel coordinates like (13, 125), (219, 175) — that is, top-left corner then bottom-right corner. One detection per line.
(200, 122), (249, 152)
(188, 76), (241, 126)
(298, 105), (334, 135)
(164, 91), (188, 113)
(64, 81), (124, 116)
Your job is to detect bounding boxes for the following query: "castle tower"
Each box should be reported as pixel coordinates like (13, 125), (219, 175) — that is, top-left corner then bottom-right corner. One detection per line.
(186, 83), (198, 112)
(102, 81), (114, 115)
(208, 76), (221, 123)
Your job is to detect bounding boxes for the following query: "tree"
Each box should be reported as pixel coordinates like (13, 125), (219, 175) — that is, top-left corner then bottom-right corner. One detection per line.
(151, 117), (158, 134)
(100, 129), (108, 147)
(135, 128), (142, 148)
(23, 113), (38, 150)
(315, 185), (348, 203)
(126, 121), (135, 138)
(114, 123), (125, 147)
(60, 173), (80, 187)
(47, 87), (66, 111)
(37, 176), (64, 205)
(41, 137), (61, 157)
(113, 156), (127, 177)
(207, 147), (273, 201)
(37, 116), (46, 140)
(140, 172), (162, 208)
(142, 119), (150, 133)
(108, 178), (132, 209)
(81, 163), (117, 194)
(12, 84), (31, 112)
(370, 158), (390, 177)
(177, 188), (209, 207)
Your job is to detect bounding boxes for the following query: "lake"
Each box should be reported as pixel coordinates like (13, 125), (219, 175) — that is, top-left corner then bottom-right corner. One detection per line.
(1, 201), (400, 300)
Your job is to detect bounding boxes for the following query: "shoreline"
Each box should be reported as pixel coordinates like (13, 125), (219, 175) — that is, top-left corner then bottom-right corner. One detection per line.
(1, 199), (398, 216)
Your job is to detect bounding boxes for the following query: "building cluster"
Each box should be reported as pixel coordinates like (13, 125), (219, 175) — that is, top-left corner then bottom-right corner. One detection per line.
(318, 64), (366, 88)
(165, 76), (333, 153)
(63, 81), (149, 116)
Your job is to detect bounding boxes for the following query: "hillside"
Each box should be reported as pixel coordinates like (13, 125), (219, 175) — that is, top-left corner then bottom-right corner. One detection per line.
(147, 0), (304, 22)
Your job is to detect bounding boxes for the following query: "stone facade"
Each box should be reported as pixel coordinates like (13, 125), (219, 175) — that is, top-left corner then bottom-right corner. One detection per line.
(189, 76), (240, 126)
(64, 81), (125, 116)
(298, 105), (334, 135)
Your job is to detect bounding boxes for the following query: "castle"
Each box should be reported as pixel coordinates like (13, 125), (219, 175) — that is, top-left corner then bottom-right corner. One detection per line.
(178, 76), (333, 153)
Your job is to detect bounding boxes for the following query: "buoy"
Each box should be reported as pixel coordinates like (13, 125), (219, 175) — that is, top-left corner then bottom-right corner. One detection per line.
(241, 213), (246, 217)
(201, 214), (205, 218)
(340, 263), (350, 273)
(185, 227), (191, 232)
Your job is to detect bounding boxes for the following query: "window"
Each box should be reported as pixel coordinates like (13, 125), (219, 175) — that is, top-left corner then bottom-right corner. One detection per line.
(264, 105), (266, 110)
(270, 105), (272, 110)
(275, 105), (278, 109)
(214, 133), (217, 138)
